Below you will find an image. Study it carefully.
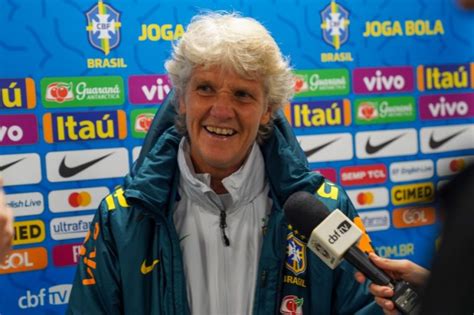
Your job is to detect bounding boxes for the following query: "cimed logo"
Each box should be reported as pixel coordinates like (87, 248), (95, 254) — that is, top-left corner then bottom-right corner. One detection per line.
(85, 0), (121, 55)
(320, 0), (350, 50)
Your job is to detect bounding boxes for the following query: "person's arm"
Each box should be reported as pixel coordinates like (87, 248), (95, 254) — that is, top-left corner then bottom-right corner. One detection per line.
(0, 178), (13, 261)
(67, 198), (122, 314)
(354, 253), (430, 315)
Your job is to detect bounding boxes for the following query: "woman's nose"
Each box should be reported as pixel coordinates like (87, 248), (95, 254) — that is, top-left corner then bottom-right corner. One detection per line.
(210, 92), (235, 119)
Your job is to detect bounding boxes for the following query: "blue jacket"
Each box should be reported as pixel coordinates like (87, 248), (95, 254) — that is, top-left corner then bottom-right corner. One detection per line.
(67, 93), (382, 314)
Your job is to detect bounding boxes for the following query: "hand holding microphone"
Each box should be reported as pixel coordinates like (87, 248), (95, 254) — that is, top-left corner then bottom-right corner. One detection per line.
(354, 254), (429, 315)
(283, 191), (422, 315)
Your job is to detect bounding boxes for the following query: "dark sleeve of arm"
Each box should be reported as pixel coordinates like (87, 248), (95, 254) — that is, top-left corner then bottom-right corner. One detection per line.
(67, 200), (122, 314)
(333, 189), (382, 315)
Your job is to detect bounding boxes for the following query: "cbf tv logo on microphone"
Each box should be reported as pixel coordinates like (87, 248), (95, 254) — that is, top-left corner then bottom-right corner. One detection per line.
(328, 220), (352, 244)
(308, 210), (362, 269)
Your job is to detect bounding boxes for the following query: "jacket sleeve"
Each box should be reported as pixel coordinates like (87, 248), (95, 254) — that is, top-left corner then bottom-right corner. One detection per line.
(332, 188), (383, 315)
(67, 198), (123, 314)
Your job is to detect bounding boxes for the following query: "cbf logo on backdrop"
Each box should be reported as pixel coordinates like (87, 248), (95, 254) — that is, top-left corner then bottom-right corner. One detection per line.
(85, 0), (127, 68)
(86, 0), (121, 55)
(319, 0), (353, 63)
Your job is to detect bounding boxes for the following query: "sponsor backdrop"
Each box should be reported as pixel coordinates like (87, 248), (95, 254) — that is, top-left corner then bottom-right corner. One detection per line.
(0, 0), (473, 313)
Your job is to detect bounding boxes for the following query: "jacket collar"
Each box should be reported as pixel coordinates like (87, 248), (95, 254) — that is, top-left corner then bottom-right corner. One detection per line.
(177, 139), (267, 214)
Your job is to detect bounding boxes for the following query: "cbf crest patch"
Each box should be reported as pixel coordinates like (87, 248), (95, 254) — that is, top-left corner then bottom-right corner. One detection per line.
(320, 0), (350, 50)
(286, 232), (307, 275)
(85, 0), (122, 55)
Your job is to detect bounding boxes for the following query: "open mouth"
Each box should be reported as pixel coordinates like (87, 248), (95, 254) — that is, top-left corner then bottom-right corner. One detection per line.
(205, 126), (236, 136)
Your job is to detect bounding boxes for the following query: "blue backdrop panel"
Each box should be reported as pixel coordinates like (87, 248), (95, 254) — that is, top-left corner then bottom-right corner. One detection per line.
(0, 0), (473, 313)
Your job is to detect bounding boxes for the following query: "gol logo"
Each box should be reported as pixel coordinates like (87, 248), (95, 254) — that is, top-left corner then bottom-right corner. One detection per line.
(393, 207), (436, 228)
(68, 192), (92, 208)
(13, 220), (46, 245)
(0, 247), (48, 274)
(357, 192), (374, 205)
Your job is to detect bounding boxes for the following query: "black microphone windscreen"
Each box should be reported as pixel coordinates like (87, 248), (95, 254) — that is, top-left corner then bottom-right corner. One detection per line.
(283, 191), (330, 237)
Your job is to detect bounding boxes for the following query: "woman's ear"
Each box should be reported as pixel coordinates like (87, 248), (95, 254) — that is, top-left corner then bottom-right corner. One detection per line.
(260, 103), (272, 125)
(178, 95), (186, 114)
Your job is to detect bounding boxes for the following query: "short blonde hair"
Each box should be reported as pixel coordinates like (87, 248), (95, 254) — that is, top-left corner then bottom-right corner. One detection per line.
(165, 11), (294, 142)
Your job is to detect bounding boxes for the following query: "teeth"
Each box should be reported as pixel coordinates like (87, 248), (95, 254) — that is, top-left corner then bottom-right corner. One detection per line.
(206, 126), (235, 136)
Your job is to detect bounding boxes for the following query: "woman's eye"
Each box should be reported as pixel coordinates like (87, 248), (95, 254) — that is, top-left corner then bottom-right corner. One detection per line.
(235, 90), (253, 100)
(196, 84), (213, 94)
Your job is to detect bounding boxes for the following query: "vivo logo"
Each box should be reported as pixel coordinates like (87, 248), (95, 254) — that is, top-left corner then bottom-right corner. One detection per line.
(0, 114), (38, 145)
(364, 71), (405, 91)
(128, 75), (172, 105)
(353, 67), (414, 94)
(429, 97), (468, 116)
(419, 93), (474, 120)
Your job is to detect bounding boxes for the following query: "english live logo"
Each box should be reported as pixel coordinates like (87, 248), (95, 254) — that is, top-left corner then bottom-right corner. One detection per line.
(85, 0), (127, 68)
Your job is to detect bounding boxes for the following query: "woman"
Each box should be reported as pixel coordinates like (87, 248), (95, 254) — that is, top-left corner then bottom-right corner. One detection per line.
(68, 12), (380, 314)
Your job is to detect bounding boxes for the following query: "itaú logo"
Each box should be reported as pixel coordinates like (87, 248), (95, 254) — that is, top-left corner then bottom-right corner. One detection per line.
(18, 284), (72, 309)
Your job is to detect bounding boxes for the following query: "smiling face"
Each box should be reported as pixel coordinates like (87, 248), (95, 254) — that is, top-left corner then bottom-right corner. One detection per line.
(179, 65), (271, 179)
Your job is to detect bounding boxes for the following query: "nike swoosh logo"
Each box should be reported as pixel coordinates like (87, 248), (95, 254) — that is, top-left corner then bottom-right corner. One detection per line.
(141, 259), (160, 275)
(429, 129), (467, 149)
(0, 158), (26, 172)
(304, 138), (340, 158)
(365, 134), (405, 154)
(59, 153), (113, 178)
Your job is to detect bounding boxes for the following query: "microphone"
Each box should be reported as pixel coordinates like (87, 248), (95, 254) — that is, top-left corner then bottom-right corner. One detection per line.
(283, 191), (421, 315)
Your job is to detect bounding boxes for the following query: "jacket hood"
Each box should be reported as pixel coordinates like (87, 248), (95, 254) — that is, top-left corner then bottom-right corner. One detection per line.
(124, 90), (323, 215)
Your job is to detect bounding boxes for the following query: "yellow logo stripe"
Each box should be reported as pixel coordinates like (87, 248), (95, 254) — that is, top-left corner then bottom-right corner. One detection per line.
(141, 259), (159, 274)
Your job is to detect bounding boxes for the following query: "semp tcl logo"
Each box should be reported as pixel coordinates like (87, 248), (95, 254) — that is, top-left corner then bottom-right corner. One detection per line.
(18, 284), (72, 309)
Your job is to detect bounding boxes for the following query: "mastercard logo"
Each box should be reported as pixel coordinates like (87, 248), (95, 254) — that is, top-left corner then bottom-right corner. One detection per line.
(449, 158), (465, 172)
(357, 192), (374, 205)
(68, 192), (92, 208)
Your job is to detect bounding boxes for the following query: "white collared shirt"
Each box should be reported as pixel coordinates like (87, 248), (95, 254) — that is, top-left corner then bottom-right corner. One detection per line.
(173, 139), (272, 315)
